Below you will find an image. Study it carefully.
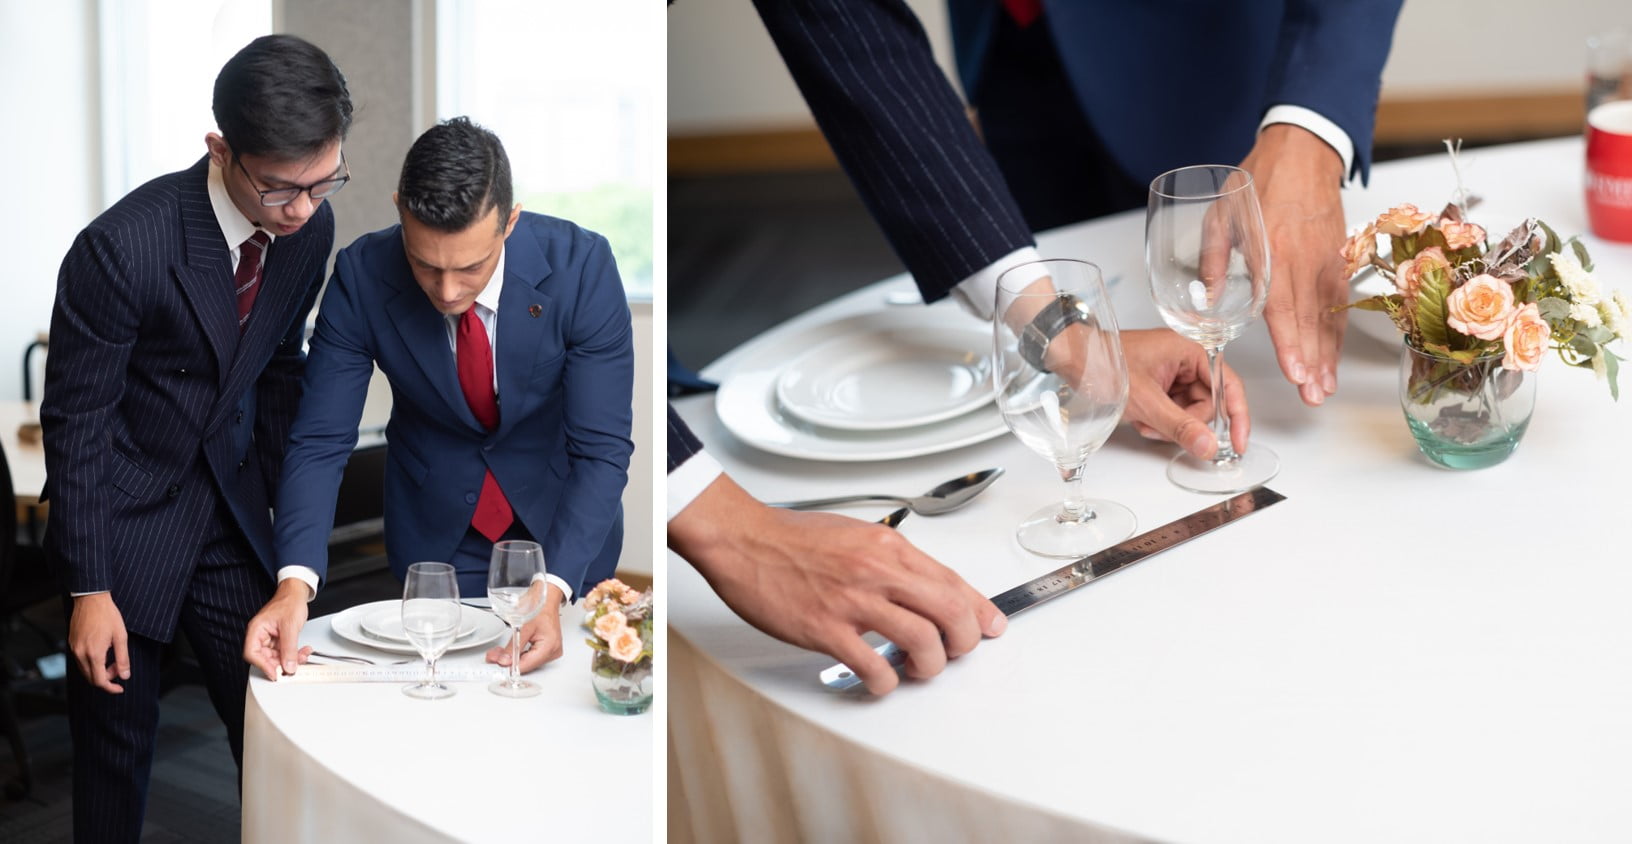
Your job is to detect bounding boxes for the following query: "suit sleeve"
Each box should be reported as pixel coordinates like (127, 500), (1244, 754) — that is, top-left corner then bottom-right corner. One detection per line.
(751, 0), (1034, 302)
(543, 234), (635, 594)
(254, 211), (332, 501)
(1264, 0), (1404, 184)
(666, 403), (704, 473)
(272, 247), (375, 584)
(40, 228), (140, 593)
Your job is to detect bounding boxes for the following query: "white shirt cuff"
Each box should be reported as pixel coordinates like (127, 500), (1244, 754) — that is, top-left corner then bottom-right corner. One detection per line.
(70, 590), (109, 597)
(667, 448), (723, 521)
(949, 246), (1046, 321)
(277, 566), (321, 601)
(1259, 104), (1355, 184)
(545, 574), (573, 604)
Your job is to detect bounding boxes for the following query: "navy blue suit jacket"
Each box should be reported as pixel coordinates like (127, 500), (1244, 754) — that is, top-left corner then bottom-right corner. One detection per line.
(42, 156), (330, 641)
(949, 0), (1403, 186)
(273, 212), (634, 598)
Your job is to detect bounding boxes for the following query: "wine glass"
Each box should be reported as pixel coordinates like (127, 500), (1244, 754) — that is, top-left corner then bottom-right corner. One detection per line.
(1145, 164), (1279, 493)
(487, 539), (547, 698)
(993, 259), (1135, 558)
(401, 562), (461, 700)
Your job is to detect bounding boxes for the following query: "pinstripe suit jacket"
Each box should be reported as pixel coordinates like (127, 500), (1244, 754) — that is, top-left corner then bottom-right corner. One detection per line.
(41, 156), (330, 641)
(667, 404), (704, 474)
(752, 0), (1035, 304)
(273, 213), (633, 599)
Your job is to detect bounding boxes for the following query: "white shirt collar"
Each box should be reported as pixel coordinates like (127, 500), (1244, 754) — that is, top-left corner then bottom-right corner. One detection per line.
(206, 160), (274, 252)
(474, 246), (506, 315)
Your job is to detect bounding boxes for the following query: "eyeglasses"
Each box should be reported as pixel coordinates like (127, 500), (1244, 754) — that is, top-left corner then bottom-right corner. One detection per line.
(234, 152), (350, 207)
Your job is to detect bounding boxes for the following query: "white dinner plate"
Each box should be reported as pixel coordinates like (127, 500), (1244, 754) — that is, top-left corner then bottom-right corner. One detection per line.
(1348, 269), (1406, 348)
(774, 325), (994, 431)
(359, 603), (480, 643)
(331, 600), (510, 655)
(715, 307), (1009, 462)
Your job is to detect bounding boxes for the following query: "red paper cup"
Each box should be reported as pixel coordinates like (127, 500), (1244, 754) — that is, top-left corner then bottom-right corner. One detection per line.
(1587, 100), (1632, 241)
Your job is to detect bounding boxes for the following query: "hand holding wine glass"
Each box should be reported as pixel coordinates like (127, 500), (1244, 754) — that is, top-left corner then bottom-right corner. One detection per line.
(993, 259), (1135, 558)
(1145, 164), (1278, 493)
(401, 562), (461, 700)
(487, 540), (548, 698)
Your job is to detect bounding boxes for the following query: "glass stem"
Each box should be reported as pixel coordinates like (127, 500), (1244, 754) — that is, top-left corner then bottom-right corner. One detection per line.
(1058, 462), (1092, 525)
(1207, 345), (1238, 464)
(509, 628), (521, 684)
(427, 655), (438, 688)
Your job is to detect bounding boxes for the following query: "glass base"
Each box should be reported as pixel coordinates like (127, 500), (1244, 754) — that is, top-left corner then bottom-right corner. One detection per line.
(1167, 445), (1279, 494)
(489, 678), (541, 698)
(1405, 415), (1527, 469)
(1015, 499), (1136, 559)
(594, 692), (652, 716)
(403, 681), (455, 700)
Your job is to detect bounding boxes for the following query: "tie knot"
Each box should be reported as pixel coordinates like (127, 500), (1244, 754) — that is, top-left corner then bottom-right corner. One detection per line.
(242, 230), (270, 256)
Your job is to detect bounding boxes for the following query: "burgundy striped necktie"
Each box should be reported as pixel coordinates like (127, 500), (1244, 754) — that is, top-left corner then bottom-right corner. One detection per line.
(235, 230), (270, 334)
(456, 307), (514, 542)
(1003, 0), (1042, 28)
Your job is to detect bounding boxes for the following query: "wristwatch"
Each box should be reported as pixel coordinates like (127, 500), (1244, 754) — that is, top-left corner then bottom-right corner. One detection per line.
(1019, 293), (1091, 372)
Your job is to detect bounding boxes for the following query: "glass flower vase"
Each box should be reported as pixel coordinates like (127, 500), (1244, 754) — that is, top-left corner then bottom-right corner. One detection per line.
(1399, 341), (1537, 469)
(590, 650), (653, 715)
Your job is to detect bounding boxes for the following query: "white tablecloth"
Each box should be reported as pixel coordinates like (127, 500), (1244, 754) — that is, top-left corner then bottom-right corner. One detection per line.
(669, 138), (1632, 843)
(244, 604), (652, 843)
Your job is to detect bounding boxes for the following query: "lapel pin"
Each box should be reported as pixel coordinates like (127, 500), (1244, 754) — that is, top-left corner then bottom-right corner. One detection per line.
(528, 304), (542, 318)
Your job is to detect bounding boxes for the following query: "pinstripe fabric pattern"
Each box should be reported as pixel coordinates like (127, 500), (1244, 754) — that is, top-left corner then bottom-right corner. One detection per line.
(43, 156), (330, 842)
(65, 530), (269, 843)
(667, 403), (704, 473)
(751, 0), (1035, 303)
(42, 156), (330, 641)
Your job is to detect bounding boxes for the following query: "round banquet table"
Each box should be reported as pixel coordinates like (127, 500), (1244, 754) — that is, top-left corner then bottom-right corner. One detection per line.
(668, 138), (1632, 844)
(243, 603), (652, 843)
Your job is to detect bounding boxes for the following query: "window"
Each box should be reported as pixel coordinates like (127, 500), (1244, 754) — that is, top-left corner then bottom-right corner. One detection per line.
(437, 1), (656, 300)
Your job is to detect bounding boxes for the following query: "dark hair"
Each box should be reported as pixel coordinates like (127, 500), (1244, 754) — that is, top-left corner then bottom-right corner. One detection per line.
(397, 117), (513, 233)
(213, 35), (352, 160)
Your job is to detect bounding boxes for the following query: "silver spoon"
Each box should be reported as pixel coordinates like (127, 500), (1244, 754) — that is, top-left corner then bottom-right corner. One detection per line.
(769, 468), (1004, 516)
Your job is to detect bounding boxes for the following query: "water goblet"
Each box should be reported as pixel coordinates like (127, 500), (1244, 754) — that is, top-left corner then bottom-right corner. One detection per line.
(993, 258), (1135, 558)
(1145, 164), (1279, 493)
(487, 540), (547, 698)
(401, 562), (461, 700)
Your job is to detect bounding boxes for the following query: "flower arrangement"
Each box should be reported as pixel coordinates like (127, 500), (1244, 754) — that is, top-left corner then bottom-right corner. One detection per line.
(583, 578), (652, 665)
(1342, 199), (1629, 399)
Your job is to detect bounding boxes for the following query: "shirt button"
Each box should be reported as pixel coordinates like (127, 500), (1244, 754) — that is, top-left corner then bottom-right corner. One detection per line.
(465, 492), (477, 505)
(166, 484), (180, 499)
(236, 410), (245, 424)
(238, 459), (248, 470)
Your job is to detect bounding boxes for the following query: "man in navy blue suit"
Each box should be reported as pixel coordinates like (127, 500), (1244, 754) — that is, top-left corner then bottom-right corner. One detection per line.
(949, 0), (1405, 408)
(42, 35), (351, 842)
(243, 117), (634, 680)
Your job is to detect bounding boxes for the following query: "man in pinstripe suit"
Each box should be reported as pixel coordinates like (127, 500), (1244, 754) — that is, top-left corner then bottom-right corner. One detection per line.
(40, 35), (351, 842)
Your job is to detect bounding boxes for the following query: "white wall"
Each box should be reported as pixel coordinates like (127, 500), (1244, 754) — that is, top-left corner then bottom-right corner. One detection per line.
(1, 0), (99, 402)
(668, 0), (1632, 134)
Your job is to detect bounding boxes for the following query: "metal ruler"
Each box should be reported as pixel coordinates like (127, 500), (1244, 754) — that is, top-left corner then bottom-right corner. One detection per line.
(819, 486), (1287, 690)
(273, 664), (506, 684)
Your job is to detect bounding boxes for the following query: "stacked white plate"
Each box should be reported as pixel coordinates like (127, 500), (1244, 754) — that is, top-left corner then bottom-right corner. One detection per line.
(715, 308), (1009, 461)
(331, 600), (511, 654)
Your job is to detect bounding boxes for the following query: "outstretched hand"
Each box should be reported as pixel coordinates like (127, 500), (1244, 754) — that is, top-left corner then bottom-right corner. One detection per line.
(669, 475), (1006, 695)
(1239, 123), (1350, 407)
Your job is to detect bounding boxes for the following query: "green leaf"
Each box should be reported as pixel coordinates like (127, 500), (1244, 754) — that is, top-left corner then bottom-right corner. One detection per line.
(1348, 295), (1398, 313)
(1570, 334), (1597, 358)
(1571, 237), (1595, 273)
(1418, 227), (1449, 252)
(1583, 325), (1615, 345)
(1606, 351), (1621, 400)
(1536, 219), (1562, 256)
(1537, 297), (1571, 322)
(1391, 234), (1412, 265)
(1415, 268), (1452, 349)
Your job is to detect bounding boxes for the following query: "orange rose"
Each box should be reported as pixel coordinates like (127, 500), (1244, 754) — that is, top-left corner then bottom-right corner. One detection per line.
(1375, 204), (1435, 236)
(609, 626), (645, 663)
(594, 610), (628, 642)
(1445, 274), (1515, 340)
(1437, 219), (1486, 251)
(1396, 246), (1449, 299)
(1340, 222), (1377, 278)
(1502, 303), (1550, 372)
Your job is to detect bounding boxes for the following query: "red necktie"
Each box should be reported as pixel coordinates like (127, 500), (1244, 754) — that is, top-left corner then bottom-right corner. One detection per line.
(1003, 0), (1042, 28)
(456, 308), (513, 542)
(235, 230), (270, 333)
